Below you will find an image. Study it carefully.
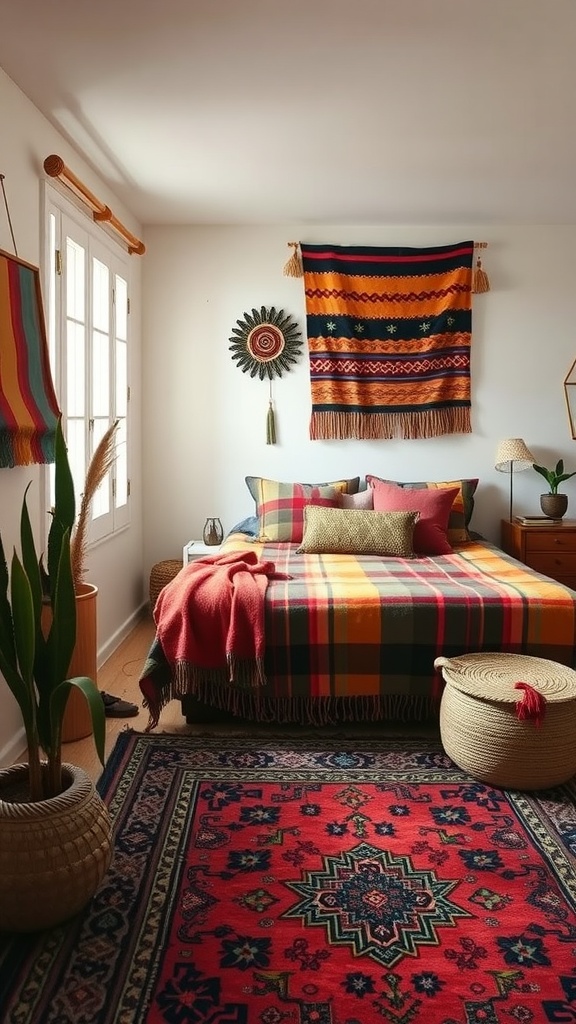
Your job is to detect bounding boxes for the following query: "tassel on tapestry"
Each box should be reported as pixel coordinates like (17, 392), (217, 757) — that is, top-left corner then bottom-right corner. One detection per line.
(283, 242), (303, 278)
(0, 248), (61, 467)
(299, 240), (475, 441)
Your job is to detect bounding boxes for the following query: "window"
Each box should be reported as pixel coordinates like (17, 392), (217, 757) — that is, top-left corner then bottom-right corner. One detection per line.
(43, 184), (130, 544)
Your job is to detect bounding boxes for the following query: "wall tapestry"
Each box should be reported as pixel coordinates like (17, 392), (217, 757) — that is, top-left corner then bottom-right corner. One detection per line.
(229, 306), (302, 444)
(0, 249), (61, 467)
(297, 240), (474, 441)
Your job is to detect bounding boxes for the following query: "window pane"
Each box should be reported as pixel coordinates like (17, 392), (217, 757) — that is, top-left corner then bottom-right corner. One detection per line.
(115, 417), (127, 508)
(115, 339), (127, 417)
(66, 321), (85, 417)
(91, 417), (111, 519)
(92, 258), (109, 332)
(67, 418), (85, 515)
(92, 329), (109, 416)
(66, 238), (85, 321)
(115, 275), (127, 341)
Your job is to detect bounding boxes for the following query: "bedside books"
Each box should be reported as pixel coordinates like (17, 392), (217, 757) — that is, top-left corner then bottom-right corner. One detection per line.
(514, 515), (563, 525)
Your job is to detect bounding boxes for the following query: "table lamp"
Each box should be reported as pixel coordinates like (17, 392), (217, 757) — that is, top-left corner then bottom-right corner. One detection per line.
(495, 438), (536, 521)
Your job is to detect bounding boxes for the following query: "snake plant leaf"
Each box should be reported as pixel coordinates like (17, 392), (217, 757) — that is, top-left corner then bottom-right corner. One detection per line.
(51, 677), (106, 766)
(47, 419), (75, 603)
(20, 484), (43, 629)
(0, 532), (17, 669)
(10, 553), (35, 687)
(45, 529), (76, 690)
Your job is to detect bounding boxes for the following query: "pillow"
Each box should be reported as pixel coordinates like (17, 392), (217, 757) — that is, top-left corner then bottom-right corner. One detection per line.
(370, 479), (459, 555)
(245, 475), (360, 505)
(297, 506), (419, 556)
(246, 477), (343, 542)
(366, 475), (478, 544)
(338, 488), (374, 511)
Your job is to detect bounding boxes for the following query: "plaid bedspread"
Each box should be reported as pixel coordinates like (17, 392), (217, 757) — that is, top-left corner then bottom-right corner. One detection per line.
(140, 534), (576, 725)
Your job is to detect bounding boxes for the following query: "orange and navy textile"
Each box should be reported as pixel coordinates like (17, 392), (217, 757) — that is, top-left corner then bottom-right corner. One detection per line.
(301, 240), (474, 440)
(0, 249), (60, 467)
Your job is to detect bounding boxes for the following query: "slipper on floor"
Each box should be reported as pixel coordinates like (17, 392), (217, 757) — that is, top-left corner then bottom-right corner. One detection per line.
(101, 692), (139, 718)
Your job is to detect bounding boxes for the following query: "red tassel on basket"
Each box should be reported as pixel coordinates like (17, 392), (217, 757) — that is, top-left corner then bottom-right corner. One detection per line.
(514, 681), (546, 726)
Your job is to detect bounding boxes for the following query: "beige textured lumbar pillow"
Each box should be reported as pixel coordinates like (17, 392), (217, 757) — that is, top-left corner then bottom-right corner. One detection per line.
(297, 506), (419, 557)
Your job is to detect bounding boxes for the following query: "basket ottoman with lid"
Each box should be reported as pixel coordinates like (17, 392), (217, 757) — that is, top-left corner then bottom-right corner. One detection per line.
(435, 652), (576, 790)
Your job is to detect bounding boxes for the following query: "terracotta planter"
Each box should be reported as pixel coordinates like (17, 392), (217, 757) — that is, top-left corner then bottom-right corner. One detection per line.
(0, 762), (112, 932)
(540, 493), (568, 519)
(41, 583), (99, 743)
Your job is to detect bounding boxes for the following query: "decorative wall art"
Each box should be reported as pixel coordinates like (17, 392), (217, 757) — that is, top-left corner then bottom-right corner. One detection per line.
(229, 306), (302, 444)
(284, 240), (476, 441)
(0, 248), (61, 467)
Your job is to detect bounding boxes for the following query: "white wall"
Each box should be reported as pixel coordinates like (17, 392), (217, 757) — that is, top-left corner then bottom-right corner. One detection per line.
(0, 69), (144, 765)
(142, 224), (576, 575)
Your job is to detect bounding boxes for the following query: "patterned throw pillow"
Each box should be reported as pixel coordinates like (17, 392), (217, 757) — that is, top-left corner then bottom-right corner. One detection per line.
(247, 477), (345, 542)
(370, 479), (459, 555)
(366, 475), (478, 544)
(297, 506), (419, 557)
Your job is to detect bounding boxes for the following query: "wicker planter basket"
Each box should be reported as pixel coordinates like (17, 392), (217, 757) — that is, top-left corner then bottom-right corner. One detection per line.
(0, 763), (113, 932)
(435, 652), (576, 790)
(149, 559), (183, 611)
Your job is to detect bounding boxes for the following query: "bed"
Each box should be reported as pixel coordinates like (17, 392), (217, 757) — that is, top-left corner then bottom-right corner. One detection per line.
(139, 474), (576, 728)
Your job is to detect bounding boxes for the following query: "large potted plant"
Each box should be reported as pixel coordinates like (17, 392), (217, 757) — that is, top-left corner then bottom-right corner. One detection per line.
(0, 418), (113, 932)
(533, 458), (576, 519)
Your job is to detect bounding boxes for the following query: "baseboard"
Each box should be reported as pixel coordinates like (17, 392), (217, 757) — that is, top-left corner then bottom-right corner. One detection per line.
(97, 602), (148, 669)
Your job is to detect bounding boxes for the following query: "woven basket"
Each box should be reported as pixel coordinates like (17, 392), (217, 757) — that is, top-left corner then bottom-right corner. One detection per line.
(0, 763), (113, 932)
(435, 652), (576, 790)
(149, 558), (183, 610)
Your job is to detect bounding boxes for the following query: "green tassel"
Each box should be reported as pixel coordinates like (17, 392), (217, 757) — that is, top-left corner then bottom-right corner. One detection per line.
(266, 401), (276, 445)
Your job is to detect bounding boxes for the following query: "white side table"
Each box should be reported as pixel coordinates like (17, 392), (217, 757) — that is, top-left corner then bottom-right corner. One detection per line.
(182, 540), (222, 565)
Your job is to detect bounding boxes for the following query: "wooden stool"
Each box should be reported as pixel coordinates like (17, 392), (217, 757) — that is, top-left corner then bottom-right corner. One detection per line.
(435, 652), (576, 790)
(149, 559), (183, 611)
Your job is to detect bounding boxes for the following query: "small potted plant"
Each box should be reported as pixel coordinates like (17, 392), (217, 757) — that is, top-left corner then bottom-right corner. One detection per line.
(0, 418), (112, 931)
(533, 458), (576, 518)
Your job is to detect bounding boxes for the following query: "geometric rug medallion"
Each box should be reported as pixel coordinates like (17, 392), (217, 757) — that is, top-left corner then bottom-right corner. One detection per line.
(1, 731), (576, 1024)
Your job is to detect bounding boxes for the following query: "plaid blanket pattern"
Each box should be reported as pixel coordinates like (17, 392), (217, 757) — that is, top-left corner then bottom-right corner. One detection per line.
(141, 533), (576, 726)
(301, 241), (474, 440)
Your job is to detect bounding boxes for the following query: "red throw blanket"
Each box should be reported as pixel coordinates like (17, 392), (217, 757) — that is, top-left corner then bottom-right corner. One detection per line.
(141, 550), (287, 725)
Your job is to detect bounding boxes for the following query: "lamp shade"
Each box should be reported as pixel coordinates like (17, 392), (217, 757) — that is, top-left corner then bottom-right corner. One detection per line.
(495, 438), (536, 473)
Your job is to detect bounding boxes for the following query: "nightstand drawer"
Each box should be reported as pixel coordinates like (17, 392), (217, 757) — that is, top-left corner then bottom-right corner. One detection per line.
(524, 531), (576, 552)
(527, 551), (576, 575)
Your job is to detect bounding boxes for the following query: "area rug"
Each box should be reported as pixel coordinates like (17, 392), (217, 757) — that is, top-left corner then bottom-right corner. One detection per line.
(2, 732), (576, 1024)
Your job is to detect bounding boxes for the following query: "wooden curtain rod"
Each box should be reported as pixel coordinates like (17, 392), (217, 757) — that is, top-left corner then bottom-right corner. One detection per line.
(43, 154), (146, 256)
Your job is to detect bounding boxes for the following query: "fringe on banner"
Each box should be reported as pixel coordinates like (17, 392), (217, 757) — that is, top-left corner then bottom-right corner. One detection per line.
(310, 408), (472, 441)
(283, 241), (303, 277)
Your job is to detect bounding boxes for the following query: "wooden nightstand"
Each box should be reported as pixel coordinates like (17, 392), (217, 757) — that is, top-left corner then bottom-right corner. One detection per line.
(182, 540), (222, 565)
(501, 518), (576, 589)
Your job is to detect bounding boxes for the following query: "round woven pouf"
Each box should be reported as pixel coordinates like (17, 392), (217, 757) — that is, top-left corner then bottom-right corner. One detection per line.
(435, 652), (576, 790)
(149, 559), (183, 611)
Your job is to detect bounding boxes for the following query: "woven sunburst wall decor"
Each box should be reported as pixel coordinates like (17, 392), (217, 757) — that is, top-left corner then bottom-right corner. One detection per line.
(229, 306), (302, 443)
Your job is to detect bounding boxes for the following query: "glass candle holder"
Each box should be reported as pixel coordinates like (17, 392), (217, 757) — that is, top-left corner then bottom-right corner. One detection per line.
(203, 517), (223, 545)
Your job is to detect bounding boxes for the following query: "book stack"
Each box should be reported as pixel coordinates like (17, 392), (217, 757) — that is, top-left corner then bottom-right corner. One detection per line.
(514, 515), (563, 526)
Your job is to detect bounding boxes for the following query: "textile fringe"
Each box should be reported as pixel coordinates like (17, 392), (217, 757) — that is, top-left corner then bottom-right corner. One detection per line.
(283, 241), (303, 278)
(310, 407), (471, 441)
(181, 686), (438, 727)
(472, 256), (490, 293)
(266, 399), (277, 445)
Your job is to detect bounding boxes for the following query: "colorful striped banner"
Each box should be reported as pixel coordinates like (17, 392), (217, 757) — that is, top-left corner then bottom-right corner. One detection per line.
(300, 240), (474, 440)
(0, 249), (60, 467)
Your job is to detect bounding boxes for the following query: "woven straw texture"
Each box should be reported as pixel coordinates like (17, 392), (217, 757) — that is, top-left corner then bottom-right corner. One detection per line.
(436, 653), (576, 790)
(0, 763), (113, 931)
(298, 506), (418, 556)
(149, 559), (183, 610)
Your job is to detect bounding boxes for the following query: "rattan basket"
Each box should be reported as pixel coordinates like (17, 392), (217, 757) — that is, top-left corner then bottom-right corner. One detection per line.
(435, 652), (576, 790)
(149, 558), (183, 610)
(0, 763), (113, 931)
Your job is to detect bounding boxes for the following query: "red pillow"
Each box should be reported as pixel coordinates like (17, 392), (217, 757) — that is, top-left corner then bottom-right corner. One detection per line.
(370, 479), (459, 554)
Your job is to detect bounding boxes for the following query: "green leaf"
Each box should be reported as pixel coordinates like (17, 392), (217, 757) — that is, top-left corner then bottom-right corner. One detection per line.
(20, 485), (42, 628)
(46, 530), (76, 688)
(10, 553), (35, 686)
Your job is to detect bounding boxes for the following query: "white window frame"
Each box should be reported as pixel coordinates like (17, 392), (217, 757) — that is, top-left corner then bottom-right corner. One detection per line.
(42, 181), (131, 547)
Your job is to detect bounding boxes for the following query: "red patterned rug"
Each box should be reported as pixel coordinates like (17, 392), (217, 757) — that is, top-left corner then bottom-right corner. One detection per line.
(2, 731), (576, 1023)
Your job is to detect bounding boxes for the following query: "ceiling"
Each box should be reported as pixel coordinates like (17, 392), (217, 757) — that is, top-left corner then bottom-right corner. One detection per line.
(2, 0), (576, 226)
